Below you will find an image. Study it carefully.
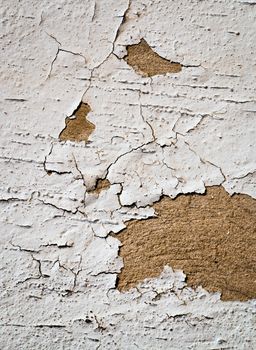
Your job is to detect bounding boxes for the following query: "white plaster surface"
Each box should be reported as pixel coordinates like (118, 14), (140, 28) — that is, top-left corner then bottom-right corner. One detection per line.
(0, 0), (256, 349)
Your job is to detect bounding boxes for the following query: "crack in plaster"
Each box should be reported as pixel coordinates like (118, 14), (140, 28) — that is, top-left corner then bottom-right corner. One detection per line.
(46, 33), (87, 79)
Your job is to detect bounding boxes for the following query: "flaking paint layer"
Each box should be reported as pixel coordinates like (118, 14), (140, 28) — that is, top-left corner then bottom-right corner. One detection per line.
(1, 0), (256, 348)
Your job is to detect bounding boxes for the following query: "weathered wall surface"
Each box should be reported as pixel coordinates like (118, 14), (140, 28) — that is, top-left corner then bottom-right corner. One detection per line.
(0, 0), (256, 349)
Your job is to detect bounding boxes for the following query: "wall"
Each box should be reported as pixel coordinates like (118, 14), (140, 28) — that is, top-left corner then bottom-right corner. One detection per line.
(1, 0), (256, 349)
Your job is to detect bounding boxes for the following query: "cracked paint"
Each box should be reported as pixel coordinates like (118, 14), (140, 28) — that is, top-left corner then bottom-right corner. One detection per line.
(88, 178), (111, 194)
(1, 0), (256, 349)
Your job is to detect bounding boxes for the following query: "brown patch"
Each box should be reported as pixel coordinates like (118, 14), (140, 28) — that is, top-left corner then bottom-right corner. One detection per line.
(124, 39), (182, 77)
(88, 178), (111, 194)
(116, 186), (256, 301)
(59, 102), (95, 142)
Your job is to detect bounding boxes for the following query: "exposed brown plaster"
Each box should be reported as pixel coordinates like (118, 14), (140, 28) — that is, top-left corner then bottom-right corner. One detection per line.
(59, 102), (95, 142)
(116, 186), (256, 301)
(88, 178), (111, 194)
(124, 39), (182, 77)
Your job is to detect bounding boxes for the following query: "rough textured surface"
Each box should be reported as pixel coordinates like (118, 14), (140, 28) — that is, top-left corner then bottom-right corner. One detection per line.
(116, 186), (256, 301)
(59, 102), (95, 142)
(124, 39), (182, 76)
(88, 178), (111, 194)
(1, 0), (256, 349)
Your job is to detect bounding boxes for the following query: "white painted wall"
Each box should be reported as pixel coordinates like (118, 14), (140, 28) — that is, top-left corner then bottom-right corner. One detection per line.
(1, 0), (255, 348)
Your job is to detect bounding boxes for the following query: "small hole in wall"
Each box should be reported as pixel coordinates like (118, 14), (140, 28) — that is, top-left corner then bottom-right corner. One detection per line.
(124, 38), (182, 77)
(59, 102), (95, 142)
(114, 186), (256, 301)
(88, 178), (111, 195)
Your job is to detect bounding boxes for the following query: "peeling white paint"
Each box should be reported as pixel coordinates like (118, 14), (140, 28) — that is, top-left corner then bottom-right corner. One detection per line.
(1, 0), (256, 349)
